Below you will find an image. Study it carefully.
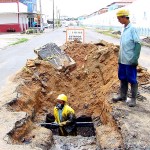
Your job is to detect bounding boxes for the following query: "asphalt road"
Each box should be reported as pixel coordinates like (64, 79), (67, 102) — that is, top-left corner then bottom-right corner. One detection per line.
(0, 27), (150, 91)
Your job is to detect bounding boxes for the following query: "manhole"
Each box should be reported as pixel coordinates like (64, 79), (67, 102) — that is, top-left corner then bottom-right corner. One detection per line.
(76, 115), (95, 137)
(41, 114), (95, 137)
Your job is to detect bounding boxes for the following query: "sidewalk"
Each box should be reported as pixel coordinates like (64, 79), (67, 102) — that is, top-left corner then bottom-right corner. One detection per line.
(0, 33), (35, 50)
(0, 28), (53, 50)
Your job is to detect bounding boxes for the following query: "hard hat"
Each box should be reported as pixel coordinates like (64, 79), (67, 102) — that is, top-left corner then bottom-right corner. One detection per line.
(116, 9), (129, 17)
(57, 94), (67, 102)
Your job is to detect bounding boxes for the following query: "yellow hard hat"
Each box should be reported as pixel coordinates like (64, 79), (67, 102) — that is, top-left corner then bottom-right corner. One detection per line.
(116, 9), (129, 17)
(57, 94), (67, 102)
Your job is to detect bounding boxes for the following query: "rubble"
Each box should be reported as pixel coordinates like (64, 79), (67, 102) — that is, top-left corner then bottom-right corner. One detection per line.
(142, 37), (150, 47)
(142, 37), (150, 44)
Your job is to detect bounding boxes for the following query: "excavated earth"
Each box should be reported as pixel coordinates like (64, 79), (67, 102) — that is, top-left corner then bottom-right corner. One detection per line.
(0, 40), (150, 150)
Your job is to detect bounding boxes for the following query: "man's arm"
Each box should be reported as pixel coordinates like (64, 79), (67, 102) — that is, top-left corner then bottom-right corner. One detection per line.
(130, 42), (141, 66)
(131, 27), (141, 66)
(59, 113), (76, 126)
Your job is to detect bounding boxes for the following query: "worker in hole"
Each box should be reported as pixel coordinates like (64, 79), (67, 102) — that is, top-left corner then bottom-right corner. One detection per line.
(54, 94), (77, 136)
(112, 9), (141, 107)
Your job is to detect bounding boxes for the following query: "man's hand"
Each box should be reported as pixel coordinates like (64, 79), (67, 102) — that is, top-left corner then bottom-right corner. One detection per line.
(59, 121), (67, 126)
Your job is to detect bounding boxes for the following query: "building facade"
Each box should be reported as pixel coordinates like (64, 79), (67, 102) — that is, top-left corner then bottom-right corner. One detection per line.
(19, 0), (37, 27)
(0, 0), (28, 32)
(81, 0), (150, 37)
(98, 8), (108, 15)
(107, 0), (135, 11)
(20, 0), (37, 13)
(0, 0), (37, 32)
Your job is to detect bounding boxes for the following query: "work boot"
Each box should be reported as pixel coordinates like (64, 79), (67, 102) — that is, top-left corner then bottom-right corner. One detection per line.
(112, 80), (128, 103)
(127, 83), (138, 107)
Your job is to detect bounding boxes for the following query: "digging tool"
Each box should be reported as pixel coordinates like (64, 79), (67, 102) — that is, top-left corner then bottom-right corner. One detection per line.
(75, 122), (94, 127)
(39, 122), (59, 129)
(39, 122), (94, 128)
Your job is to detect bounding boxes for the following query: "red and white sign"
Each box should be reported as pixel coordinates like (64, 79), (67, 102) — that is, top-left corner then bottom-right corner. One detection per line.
(66, 28), (85, 43)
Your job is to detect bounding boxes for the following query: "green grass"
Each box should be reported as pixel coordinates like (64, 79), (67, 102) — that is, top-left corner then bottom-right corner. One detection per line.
(10, 38), (28, 45)
(95, 29), (121, 39)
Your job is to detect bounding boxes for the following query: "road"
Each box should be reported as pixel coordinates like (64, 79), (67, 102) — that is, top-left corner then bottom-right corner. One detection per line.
(0, 27), (150, 91)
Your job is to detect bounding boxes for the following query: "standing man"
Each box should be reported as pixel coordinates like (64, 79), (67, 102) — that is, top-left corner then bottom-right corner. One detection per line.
(112, 9), (141, 107)
(54, 94), (77, 136)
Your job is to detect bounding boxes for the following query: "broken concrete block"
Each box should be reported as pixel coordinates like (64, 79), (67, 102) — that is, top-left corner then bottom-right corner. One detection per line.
(34, 43), (76, 71)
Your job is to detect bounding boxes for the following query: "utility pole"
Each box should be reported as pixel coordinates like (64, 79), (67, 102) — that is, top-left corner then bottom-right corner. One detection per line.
(58, 9), (60, 27)
(57, 9), (60, 27)
(56, 6), (58, 27)
(53, 0), (54, 29)
(39, 0), (43, 30)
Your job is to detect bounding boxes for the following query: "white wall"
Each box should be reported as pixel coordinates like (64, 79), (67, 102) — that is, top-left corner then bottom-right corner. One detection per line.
(0, 3), (18, 13)
(82, 0), (150, 33)
(127, 0), (150, 27)
(19, 2), (28, 13)
(0, 2), (27, 26)
(0, 13), (28, 25)
(0, 14), (18, 24)
(0, 2), (27, 13)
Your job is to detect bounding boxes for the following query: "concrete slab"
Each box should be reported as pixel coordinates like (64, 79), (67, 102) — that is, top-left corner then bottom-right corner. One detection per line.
(34, 43), (76, 71)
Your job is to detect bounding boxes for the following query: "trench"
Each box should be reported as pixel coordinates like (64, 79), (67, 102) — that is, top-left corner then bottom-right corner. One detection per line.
(44, 115), (96, 137)
(7, 41), (125, 149)
(46, 115), (98, 150)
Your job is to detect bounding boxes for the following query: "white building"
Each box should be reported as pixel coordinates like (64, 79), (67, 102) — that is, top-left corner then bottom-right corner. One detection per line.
(81, 0), (150, 36)
(0, 0), (28, 32)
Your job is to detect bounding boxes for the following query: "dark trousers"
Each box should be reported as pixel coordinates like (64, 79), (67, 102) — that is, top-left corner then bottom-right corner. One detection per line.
(59, 127), (77, 136)
(118, 63), (137, 84)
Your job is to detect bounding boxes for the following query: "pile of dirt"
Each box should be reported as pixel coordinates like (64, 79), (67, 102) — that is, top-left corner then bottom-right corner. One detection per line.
(7, 40), (150, 149)
(11, 40), (120, 123)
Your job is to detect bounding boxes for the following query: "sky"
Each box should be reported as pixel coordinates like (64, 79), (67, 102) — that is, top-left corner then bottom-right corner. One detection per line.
(40, 0), (114, 18)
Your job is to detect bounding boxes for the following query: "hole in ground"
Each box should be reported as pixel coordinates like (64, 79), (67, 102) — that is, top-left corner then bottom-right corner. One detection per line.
(43, 114), (96, 137)
(42, 114), (98, 149)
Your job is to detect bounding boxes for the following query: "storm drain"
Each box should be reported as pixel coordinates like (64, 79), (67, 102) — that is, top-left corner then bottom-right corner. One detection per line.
(76, 115), (95, 137)
(41, 114), (95, 137)
(42, 114), (98, 149)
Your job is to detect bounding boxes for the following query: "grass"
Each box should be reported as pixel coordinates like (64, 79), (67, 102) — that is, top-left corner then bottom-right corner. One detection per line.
(95, 29), (121, 39)
(10, 38), (28, 45)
